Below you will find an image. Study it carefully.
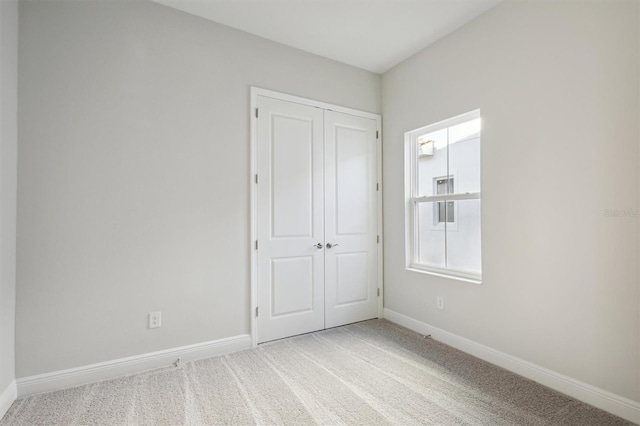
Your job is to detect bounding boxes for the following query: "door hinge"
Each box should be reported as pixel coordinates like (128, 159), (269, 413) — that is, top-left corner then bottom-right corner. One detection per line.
(376, 130), (379, 139)
(255, 306), (259, 317)
(376, 183), (379, 191)
(377, 288), (380, 297)
(255, 240), (258, 250)
(255, 108), (259, 118)
(377, 235), (380, 244)
(255, 174), (258, 184)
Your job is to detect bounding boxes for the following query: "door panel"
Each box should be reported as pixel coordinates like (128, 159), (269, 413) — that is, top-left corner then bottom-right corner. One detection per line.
(257, 96), (325, 343)
(271, 115), (314, 239)
(324, 111), (378, 328)
(271, 256), (314, 316)
(335, 252), (368, 306)
(335, 126), (369, 235)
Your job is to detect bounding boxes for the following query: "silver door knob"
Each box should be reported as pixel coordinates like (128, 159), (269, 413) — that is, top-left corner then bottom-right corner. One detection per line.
(314, 243), (323, 249)
(326, 243), (340, 249)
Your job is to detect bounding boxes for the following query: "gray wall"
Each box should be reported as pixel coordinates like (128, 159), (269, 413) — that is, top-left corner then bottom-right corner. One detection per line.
(16, 0), (380, 377)
(382, 0), (639, 401)
(0, 0), (18, 394)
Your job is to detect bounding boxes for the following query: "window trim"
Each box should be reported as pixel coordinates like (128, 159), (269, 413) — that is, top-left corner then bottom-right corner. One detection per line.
(404, 110), (482, 283)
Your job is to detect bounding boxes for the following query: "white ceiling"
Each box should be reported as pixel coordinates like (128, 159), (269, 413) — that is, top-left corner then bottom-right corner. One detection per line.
(151, 0), (501, 74)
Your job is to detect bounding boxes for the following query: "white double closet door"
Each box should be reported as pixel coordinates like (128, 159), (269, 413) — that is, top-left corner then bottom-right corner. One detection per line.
(256, 95), (379, 343)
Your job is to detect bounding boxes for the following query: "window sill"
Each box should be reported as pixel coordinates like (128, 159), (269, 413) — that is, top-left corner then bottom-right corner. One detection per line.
(406, 267), (482, 285)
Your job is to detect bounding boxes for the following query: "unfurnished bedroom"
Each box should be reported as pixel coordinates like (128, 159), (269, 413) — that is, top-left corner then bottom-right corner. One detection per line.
(0, 0), (638, 424)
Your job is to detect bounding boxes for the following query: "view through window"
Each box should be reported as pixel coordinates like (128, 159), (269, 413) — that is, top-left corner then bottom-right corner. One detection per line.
(405, 110), (482, 281)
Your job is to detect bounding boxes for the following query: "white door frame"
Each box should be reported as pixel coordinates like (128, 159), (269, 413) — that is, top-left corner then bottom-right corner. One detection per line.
(250, 87), (383, 347)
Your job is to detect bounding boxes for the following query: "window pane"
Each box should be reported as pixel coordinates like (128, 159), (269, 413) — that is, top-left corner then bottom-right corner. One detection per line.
(435, 177), (454, 196)
(416, 202), (445, 268)
(417, 128), (447, 197)
(436, 201), (455, 223)
(437, 202), (446, 223)
(446, 201), (454, 222)
(446, 199), (481, 274)
(448, 120), (480, 194)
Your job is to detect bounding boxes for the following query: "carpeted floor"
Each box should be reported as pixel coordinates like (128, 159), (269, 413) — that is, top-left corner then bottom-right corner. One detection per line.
(1, 319), (634, 425)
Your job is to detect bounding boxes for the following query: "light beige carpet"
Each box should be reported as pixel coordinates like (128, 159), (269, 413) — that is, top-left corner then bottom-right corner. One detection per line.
(1, 320), (633, 425)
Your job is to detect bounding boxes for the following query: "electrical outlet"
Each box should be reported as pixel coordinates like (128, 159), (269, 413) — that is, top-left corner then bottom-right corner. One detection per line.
(436, 297), (444, 310)
(149, 311), (161, 329)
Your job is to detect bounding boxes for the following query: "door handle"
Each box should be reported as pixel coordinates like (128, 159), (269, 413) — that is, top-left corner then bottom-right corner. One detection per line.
(326, 243), (340, 249)
(314, 243), (324, 249)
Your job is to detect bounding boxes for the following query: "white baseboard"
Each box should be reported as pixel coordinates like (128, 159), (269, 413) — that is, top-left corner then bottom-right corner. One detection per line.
(0, 380), (17, 420)
(383, 308), (640, 425)
(17, 334), (252, 397)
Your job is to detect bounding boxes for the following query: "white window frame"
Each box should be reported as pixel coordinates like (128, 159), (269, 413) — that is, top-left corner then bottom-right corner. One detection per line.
(404, 110), (482, 283)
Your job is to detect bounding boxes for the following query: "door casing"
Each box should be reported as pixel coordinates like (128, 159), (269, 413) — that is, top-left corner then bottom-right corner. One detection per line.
(249, 87), (383, 347)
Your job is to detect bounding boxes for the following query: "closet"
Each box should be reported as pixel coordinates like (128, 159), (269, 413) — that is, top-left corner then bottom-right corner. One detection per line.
(251, 89), (382, 344)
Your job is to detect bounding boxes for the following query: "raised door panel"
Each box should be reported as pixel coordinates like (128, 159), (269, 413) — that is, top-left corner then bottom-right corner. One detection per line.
(271, 115), (314, 239)
(335, 126), (369, 236)
(271, 256), (314, 317)
(335, 252), (368, 306)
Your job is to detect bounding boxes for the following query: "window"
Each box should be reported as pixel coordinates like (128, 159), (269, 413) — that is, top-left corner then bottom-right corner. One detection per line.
(434, 176), (455, 225)
(405, 110), (482, 282)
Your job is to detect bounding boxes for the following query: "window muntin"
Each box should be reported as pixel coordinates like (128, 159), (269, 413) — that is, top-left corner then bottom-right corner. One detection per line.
(405, 110), (482, 282)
